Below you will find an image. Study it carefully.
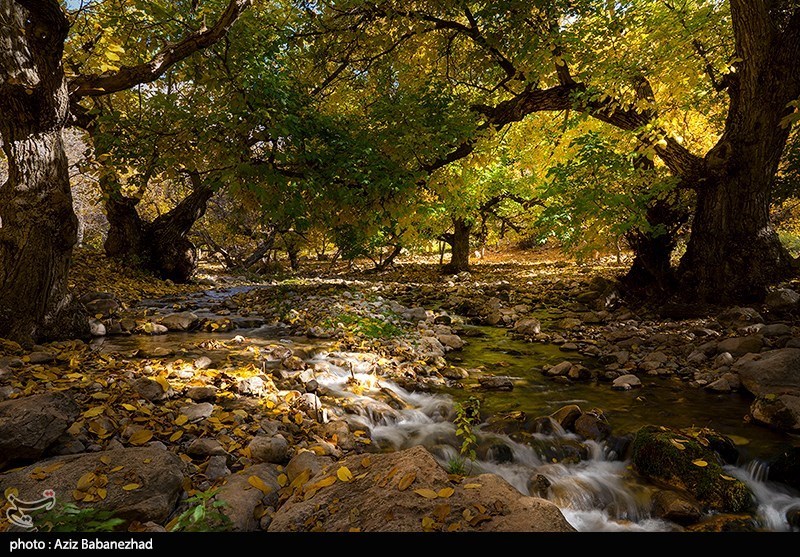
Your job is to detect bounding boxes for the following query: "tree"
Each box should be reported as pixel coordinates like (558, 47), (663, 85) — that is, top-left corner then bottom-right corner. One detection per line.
(0, 0), (250, 343)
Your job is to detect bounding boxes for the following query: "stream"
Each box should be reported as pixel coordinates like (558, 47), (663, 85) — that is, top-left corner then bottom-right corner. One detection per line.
(91, 286), (800, 532)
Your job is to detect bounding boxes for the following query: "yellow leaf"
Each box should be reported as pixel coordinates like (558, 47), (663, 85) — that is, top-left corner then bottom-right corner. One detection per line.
(99, 455), (111, 465)
(447, 522), (462, 532)
(154, 376), (170, 392)
(43, 462), (65, 473)
(307, 476), (336, 491)
(294, 412), (304, 425)
(72, 490), (85, 501)
(421, 516), (435, 530)
(122, 484), (141, 491)
(97, 488), (107, 500)
(129, 430), (153, 445)
(76, 472), (95, 491)
(398, 472), (416, 491)
(670, 439), (686, 450)
(248, 476), (272, 495)
(110, 466), (124, 473)
(4, 487), (18, 499)
(169, 430), (183, 442)
(463, 483), (482, 489)
(277, 474), (288, 487)
(720, 474), (737, 481)
(83, 406), (105, 418)
(337, 466), (353, 482)
(105, 51), (121, 61)
(360, 456), (372, 468)
(289, 469), (311, 490)
(437, 487), (454, 498)
(175, 415), (189, 426)
(692, 459), (708, 467)
(348, 527), (361, 532)
(414, 488), (439, 499)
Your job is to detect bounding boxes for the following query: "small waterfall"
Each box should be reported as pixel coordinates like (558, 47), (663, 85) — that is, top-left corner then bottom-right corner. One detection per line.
(746, 459), (770, 483)
(727, 465), (800, 532)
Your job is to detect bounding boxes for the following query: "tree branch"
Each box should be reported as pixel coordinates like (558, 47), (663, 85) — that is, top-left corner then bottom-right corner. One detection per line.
(69, 0), (251, 98)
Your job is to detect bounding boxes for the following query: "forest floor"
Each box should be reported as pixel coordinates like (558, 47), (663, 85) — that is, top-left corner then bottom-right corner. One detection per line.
(1, 247), (799, 533)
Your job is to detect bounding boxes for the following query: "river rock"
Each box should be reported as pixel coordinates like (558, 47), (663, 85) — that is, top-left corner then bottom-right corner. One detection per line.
(89, 319), (106, 337)
(404, 307), (429, 322)
(705, 372), (740, 393)
(442, 366), (469, 379)
(268, 445), (574, 532)
(687, 514), (758, 532)
(282, 355), (306, 371)
(513, 318), (541, 336)
(0, 392), (79, 469)
(550, 405), (583, 431)
(612, 374), (642, 390)
(760, 324), (793, 338)
(159, 312), (200, 332)
(248, 434), (289, 464)
(631, 425), (753, 513)
(180, 402), (214, 423)
(768, 447), (800, 491)
(716, 336), (763, 356)
(81, 293), (120, 318)
(713, 352), (735, 368)
(478, 375), (514, 391)
(558, 318), (582, 330)
(0, 447), (183, 523)
(419, 336), (446, 359)
(567, 365), (593, 381)
(133, 377), (169, 402)
(651, 490), (702, 526)
(186, 386), (218, 401)
(215, 464), (280, 531)
(285, 451), (333, 482)
(26, 351), (55, 364)
(187, 438), (226, 457)
(205, 455), (231, 481)
(765, 288), (800, 311)
(750, 394), (800, 432)
(717, 307), (764, 329)
(573, 412), (611, 441)
(194, 356), (213, 370)
(733, 348), (800, 396)
(437, 334), (464, 350)
(545, 361), (573, 377)
(236, 376), (268, 396)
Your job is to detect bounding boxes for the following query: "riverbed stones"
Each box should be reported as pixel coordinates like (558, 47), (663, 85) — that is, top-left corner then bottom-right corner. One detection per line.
(513, 318), (541, 336)
(186, 386), (218, 401)
(0, 447), (183, 523)
(215, 464), (281, 531)
(437, 333), (464, 350)
(269, 445), (574, 532)
(285, 450), (333, 482)
(545, 361), (573, 377)
(716, 336), (763, 356)
(478, 375), (514, 391)
(180, 402), (214, 423)
(187, 438), (226, 457)
(717, 307), (764, 329)
(765, 288), (800, 311)
(248, 434), (289, 464)
(573, 412), (611, 441)
(550, 405), (583, 431)
(750, 394), (800, 432)
(205, 455), (231, 481)
(236, 376), (268, 396)
(0, 392), (79, 469)
(567, 364), (593, 381)
(159, 312), (200, 331)
(631, 425), (753, 513)
(612, 374), (642, 390)
(80, 292), (120, 318)
(133, 377), (170, 402)
(651, 490), (702, 526)
(734, 348), (800, 396)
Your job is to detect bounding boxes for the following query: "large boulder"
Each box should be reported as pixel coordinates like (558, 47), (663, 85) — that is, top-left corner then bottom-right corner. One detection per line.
(80, 292), (120, 318)
(214, 464), (281, 531)
(513, 318), (541, 336)
(717, 307), (764, 329)
(269, 445), (574, 532)
(0, 393), (79, 469)
(765, 289), (800, 311)
(733, 348), (800, 396)
(750, 394), (800, 432)
(716, 336), (763, 357)
(0, 447), (184, 523)
(631, 426), (753, 513)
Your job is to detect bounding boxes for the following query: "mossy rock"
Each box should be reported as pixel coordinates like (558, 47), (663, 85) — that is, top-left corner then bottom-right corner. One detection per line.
(631, 425), (754, 513)
(687, 514), (759, 532)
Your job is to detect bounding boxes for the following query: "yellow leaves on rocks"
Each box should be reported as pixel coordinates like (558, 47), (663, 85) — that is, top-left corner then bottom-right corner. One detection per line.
(128, 430), (153, 445)
(336, 466), (353, 482)
(248, 475), (273, 495)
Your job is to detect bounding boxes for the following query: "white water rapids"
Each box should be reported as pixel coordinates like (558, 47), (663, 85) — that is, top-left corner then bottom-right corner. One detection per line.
(303, 346), (800, 532)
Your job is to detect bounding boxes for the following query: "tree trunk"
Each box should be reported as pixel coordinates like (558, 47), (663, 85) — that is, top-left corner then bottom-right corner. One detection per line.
(677, 4), (799, 302)
(443, 218), (472, 273)
(103, 185), (150, 267)
(0, 3), (86, 343)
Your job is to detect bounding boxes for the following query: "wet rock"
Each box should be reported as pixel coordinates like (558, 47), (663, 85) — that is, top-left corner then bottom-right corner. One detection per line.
(160, 312), (200, 331)
(567, 365), (593, 381)
(651, 490), (702, 526)
(485, 442), (514, 464)
(717, 307), (764, 329)
(442, 367), (469, 380)
(26, 351), (55, 364)
(612, 374), (642, 390)
(133, 377), (169, 402)
(419, 336), (446, 359)
(713, 352), (735, 368)
(786, 506), (800, 529)
(544, 361), (573, 377)
(248, 434), (289, 464)
(513, 318), (541, 336)
(528, 474), (552, 498)
(434, 314), (452, 325)
(478, 375), (514, 391)
(750, 394), (800, 432)
(761, 324), (793, 338)
(215, 464), (280, 530)
(139, 322), (169, 335)
(205, 455), (231, 481)
(769, 447), (800, 491)
(404, 307), (429, 322)
(269, 445), (574, 532)
(561, 343), (579, 351)
(187, 438), (226, 457)
(574, 412), (611, 442)
(765, 288), (800, 311)
(0, 447), (182, 523)
(282, 355), (306, 371)
(550, 405), (582, 431)
(186, 386), (218, 402)
(716, 336), (763, 356)
(180, 402), (214, 423)
(0, 392), (80, 468)
(236, 376), (268, 396)
(81, 293), (120, 318)
(437, 334), (464, 350)
(734, 348), (800, 396)
(705, 374), (738, 393)
(687, 514), (758, 532)
(89, 319), (106, 337)
(194, 356), (213, 370)
(285, 450), (333, 482)
(631, 425), (753, 513)
(558, 318), (582, 330)
(527, 416), (561, 435)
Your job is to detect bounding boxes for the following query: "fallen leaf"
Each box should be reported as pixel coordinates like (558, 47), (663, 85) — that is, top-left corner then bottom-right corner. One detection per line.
(248, 476), (273, 495)
(97, 488), (107, 500)
(4, 487), (18, 499)
(277, 474), (288, 487)
(433, 504), (451, 522)
(110, 466), (124, 473)
(397, 472), (416, 491)
(447, 522), (462, 532)
(76, 472), (95, 491)
(463, 483), (482, 489)
(692, 459), (708, 467)
(360, 456), (372, 468)
(154, 376), (170, 392)
(175, 415), (189, 426)
(670, 439), (686, 450)
(720, 474), (737, 481)
(99, 455), (111, 465)
(438, 487), (455, 498)
(169, 430), (183, 442)
(337, 466), (354, 482)
(129, 430), (153, 445)
(414, 488), (439, 499)
(421, 516), (436, 530)
(83, 406), (105, 418)
(122, 484), (141, 491)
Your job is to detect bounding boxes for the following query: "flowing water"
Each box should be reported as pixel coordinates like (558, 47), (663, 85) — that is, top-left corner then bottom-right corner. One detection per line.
(93, 288), (800, 532)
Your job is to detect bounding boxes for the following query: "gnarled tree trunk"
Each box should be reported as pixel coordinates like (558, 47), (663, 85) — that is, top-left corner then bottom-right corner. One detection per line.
(0, 3), (86, 343)
(443, 218), (472, 273)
